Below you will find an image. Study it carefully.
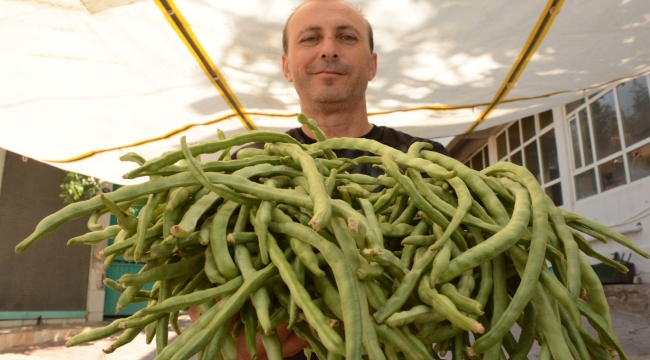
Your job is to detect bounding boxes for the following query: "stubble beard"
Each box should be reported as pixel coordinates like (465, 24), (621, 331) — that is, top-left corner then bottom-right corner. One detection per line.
(299, 74), (368, 108)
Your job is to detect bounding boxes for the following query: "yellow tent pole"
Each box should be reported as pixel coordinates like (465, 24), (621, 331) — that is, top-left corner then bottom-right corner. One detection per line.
(153, 0), (257, 131)
(465, 0), (565, 133)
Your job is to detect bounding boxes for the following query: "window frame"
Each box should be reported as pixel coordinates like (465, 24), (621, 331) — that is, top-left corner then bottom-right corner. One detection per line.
(494, 111), (562, 203)
(464, 144), (490, 171)
(564, 74), (650, 201)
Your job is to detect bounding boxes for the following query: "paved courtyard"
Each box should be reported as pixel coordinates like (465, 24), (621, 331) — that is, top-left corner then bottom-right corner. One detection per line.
(0, 311), (648, 360)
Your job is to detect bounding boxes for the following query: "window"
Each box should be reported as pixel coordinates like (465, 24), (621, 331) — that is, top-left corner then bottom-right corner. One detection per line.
(566, 75), (650, 200)
(495, 110), (562, 205)
(464, 145), (489, 171)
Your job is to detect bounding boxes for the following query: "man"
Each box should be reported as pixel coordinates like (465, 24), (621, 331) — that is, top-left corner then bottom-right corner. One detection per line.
(279, 0), (448, 173)
(190, 1), (449, 358)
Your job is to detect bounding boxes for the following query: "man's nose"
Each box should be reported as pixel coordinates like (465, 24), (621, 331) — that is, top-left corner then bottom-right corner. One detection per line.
(320, 36), (339, 60)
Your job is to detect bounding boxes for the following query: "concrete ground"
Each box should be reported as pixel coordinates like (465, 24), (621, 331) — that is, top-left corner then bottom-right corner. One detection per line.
(0, 315), (197, 360)
(0, 311), (648, 359)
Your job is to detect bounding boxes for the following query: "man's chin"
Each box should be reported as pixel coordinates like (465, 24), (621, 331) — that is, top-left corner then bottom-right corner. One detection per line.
(314, 97), (347, 104)
(310, 92), (348, 104)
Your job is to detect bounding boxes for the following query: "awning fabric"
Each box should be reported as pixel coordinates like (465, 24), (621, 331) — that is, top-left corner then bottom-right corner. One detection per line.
(1, 0), (649, 184)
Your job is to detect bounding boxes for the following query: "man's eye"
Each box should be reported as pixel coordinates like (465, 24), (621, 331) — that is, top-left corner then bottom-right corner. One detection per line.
(301, 36), (318, 43)
(341, 35), (357, 41)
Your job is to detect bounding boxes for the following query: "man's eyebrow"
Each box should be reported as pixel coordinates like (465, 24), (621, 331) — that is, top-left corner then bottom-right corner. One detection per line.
(336, 24), (361, 33)
(295, 24), (362, 38)
(296, 26), (322, 38)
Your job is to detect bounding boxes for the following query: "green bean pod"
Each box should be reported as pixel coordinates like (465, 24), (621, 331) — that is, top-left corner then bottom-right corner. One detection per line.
(266, 142), (331, 231)
(466, 164), (548, 356)
(128, 131), (304, 178)
(254, 198), (275, 265)
(438, 180), (530, 283)
(265, 232), (346, 356)
(579, 254), (613, 330)
(576, 299), (625, 357)
(102, 326), (145, 354)
(546, 196), (581, 299)
(67, 225), (121, 246)
(429, 232), (452, 287)
(208, 200), (240, 280)
(359, 198), (385, 249)
(134, 191), (165, 261)
(156, 260), (280, 360)
(558, 305), (591, 360)
(570, 214), (650, 258)
(297, 113), (337, 160)
(385, 304), (444, 327)
(121, 253), (204, 287)
(380, 222), (414, 237)
(438, 282), (483, 316)
(141, 276), (242, 315)
(373, 243), (437, 323)
(417, 276), (484, 334)
(100, 194), (138, 233)
(269, 213), (362, 358)
(241, 302), (258, 360)
(571, 230), (628, 273)
(234, 244), (273, 335)
(382, 154), (466, 252)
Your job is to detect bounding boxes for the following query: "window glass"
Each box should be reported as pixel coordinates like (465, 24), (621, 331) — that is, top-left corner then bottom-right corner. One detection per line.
(496, 132), (507, 160)
(524, 141), (541, 183)
(575, 169), (597, 200)
(598, 156), (626, 192)
(540, 130), (560, 182)
(588, 91), (603, 100)
(578, 109), (594, 166)
(617, 78), (650, 147)
(521, 116), (536, 142)
(539, 110), (554, 129)
(565, 98), (585, 115)
(511, 151), (523, 166)
(545, 183), (563, 206)
(569, 119), (582, 168)
(508, 123), (521, 151)
(590, 91), (622, 160)
(627, 144), (650, 182)
(471, 151), (483, 171)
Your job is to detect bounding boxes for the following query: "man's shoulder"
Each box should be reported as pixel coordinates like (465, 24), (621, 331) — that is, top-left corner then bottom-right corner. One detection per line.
(369, 125), (449, 156)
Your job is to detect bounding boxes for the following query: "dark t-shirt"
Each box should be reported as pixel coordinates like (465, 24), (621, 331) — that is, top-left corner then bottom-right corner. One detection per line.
(248, 125), (449, 177)
(259, 125), (448, 360)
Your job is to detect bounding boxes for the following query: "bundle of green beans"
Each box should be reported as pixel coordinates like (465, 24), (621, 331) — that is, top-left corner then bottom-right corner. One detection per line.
(15, 115), (649, 360)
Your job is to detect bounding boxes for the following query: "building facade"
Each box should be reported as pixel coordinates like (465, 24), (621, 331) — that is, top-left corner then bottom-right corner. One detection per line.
(447, 74), (650, 281)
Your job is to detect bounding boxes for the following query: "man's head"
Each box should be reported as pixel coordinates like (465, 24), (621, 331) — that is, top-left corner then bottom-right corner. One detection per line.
(281, 0), (377, 111)
(282, 1), (374, 55)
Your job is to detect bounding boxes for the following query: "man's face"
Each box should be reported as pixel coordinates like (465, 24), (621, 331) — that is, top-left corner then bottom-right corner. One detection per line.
(282, 0), (377, 107)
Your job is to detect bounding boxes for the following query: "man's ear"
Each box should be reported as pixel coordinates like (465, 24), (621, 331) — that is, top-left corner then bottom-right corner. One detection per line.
(368, 52), (378, 81)
(282, 53), (293, 82)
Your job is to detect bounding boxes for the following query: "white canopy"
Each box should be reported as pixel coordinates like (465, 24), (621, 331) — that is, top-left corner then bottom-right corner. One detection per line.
(2, 0), (649, 184)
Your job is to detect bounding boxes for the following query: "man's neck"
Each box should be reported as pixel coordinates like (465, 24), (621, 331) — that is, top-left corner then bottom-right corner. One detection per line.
(299, 100), (373, 139)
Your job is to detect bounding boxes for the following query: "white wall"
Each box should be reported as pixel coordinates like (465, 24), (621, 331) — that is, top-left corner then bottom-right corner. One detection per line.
(565, 175), (650, 281)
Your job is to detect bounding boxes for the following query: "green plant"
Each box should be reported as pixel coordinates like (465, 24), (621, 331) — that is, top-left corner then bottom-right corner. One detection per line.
(59, 172), (108, 204)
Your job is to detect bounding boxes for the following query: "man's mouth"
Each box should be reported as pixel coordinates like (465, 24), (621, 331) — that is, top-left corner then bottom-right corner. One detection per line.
(314, 70), (345, 75)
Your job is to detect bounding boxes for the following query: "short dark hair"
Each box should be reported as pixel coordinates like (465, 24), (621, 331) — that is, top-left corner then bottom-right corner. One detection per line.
(282, 1), (374, 54)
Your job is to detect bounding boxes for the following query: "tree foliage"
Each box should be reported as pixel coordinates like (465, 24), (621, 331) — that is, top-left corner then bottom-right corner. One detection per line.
(59, 172), (108, 204)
